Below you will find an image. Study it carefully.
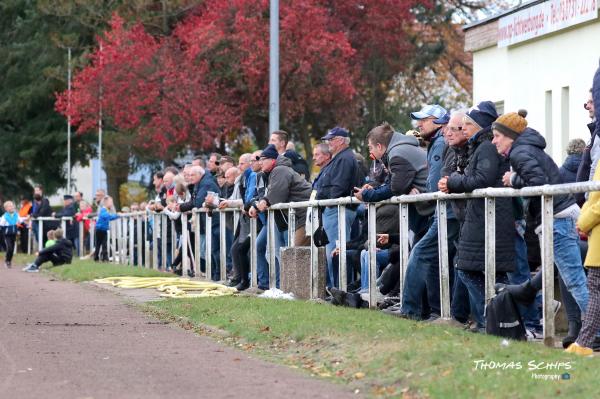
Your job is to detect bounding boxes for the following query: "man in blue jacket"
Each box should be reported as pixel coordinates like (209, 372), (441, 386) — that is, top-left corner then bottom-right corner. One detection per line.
(316, 127), (359, 288)
(178, 165), (220, 280)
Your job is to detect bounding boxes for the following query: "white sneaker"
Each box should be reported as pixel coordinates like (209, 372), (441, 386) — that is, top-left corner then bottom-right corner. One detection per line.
(22, 264), (39, 273)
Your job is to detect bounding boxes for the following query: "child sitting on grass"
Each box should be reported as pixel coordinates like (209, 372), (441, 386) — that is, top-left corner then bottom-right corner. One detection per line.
(22, 228), (74, 272)
(45, 230), (56, 248)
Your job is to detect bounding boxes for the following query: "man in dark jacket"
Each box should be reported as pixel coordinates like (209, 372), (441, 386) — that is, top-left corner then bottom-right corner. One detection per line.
(491, 110), (588, 328)
(316, 127), (360, 288)
(53, 195), (78, 249)
(269, 130), (310, 181)
(438, 101), (516, 331)
(560, 139), (586, 183)
(178, 165), (221, 280)
(575, 88), (597, 206)
(31, 185), (52, 247)
(23, 228), (73, 272)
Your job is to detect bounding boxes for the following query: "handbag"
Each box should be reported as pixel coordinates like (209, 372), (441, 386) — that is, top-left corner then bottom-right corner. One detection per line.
(312, 207), (329, 247)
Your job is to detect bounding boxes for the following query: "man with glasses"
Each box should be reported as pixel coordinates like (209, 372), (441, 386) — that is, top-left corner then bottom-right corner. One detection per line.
(575, 89), (598, 205)
(316, 127), (360, 288)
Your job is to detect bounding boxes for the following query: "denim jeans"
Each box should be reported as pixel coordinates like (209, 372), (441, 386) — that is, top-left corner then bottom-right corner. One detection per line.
(458, 270), (508, 329)
(322, 206), (357, 288)
(256, 226), (269, 289)
(451, 267), (471, 323)
(508, 220), (541, 331)
(359, 249), (390, 292)
(553, 217), (588, 313)
(401, 218), (458, 317)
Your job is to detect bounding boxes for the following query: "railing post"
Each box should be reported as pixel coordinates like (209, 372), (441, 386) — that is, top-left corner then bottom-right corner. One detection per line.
(90, 219), (95, 257)
(206, 211), (213, 280)
(110, 220), (116, 263)
(310, 207), (319, 299)
(437, 200), (451, 320)
(152, 213), (158, 269)
(136, 214), (142, 266)
(78, 219), (84, 257)
(250, 216), (258, 287)
(541, 195), (555, 346)
(194, 210), (201, 277)
(484, 198), (496, 305)
(398, 203), (409, 302)
(288, 208), (296, 247)
(161, 213), (167, 270)
(38, 219), (43, 252)
(171, 219), (177, 262)
(367, 203), (378, 307)
(182, 212), (190, 278)
(27, 223), (32, 255)
(268, 210), (277, 289)
(129, 216), (135, 266)
(219, 211), (227, 282)
(120, 217), (127, 264)
(337, 204), (347, 291)
(61, 218), (67, 234)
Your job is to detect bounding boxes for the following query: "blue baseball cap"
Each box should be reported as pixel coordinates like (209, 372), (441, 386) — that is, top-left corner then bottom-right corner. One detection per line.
(433, 113), (450, 125)
(410, 104), (447, 121)
(321, 126), (350, 141)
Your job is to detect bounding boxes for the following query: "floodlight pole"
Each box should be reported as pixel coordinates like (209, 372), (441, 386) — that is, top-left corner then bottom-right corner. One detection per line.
(269, 0), (279, 134)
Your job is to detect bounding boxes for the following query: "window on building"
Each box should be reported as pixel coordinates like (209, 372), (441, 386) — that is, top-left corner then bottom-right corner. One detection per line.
(545, 90), (553, 154)
(561, 86), (570, 158)
(495, 100), (505, 115)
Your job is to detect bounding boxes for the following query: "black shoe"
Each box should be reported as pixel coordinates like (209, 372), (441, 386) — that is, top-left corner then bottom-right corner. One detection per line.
(562, 320), (582, 349)
(235, 280), (250, 291)
(226, 279), (241, 287)
(592, 336), (600, 352)
(494, 281), (537, 305)
(187, 269), (195, 278)
(377, 297), (400, 310)
(326, 287), (347, 306)
(347, 279), (361, 293)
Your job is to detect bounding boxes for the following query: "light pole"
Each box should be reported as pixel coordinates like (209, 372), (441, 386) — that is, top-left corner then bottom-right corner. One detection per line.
(269, 0), (279, 134)
(67, 47), (72, 191)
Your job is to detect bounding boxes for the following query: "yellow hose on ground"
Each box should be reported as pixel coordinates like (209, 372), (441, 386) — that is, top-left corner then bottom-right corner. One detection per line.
(94, 276), (237, 298)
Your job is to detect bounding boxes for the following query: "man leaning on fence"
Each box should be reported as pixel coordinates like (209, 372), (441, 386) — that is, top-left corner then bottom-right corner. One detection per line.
(315, 127), (360, 288)
(177, 165), (221, 280)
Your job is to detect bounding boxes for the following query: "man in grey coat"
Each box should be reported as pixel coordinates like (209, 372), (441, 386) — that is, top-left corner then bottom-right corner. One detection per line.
(256, 145), (312, 246)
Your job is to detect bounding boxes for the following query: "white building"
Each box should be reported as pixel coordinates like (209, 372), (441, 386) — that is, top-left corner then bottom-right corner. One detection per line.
(464, 0), (600, 161)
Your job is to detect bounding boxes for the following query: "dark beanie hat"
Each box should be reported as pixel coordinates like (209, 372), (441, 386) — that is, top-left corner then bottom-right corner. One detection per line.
(465, 101), (498, 130)
(260, 144), (279, 160)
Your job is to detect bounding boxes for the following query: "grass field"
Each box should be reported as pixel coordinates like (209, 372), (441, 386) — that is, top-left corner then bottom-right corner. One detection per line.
(21, 256), (599, 398)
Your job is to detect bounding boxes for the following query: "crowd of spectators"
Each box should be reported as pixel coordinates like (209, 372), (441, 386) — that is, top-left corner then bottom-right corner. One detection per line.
(2, 67), (600, 356)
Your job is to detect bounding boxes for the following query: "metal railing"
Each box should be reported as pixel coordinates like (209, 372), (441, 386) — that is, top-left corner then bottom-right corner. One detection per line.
(20, 180), (600, 347)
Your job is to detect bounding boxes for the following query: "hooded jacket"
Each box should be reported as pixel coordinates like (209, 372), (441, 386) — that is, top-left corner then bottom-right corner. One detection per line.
(264, 155), (312, 231)
(508, 128), (575, 224)
(560, 154), (582, 184)
(361, 132), (427, 202)
(39, 238), (74, 264)
(447, 128), (515, 273)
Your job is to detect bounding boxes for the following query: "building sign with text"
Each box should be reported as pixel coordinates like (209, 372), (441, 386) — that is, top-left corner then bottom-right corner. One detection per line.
(498, 0), (598, 47)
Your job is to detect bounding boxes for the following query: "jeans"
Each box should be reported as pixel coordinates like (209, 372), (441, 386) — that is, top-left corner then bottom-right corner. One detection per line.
(256, 226), (269, 289)
(322, 206), (357, 288)
(458, 270), (508, 329)
(225, 228), (234, 273)
(508, 220), (541, 331)
(451, 267), (471, 323)
(552, 217), (588, 313)
(359, 249), (390, 292)
(402, 218), (459, 317)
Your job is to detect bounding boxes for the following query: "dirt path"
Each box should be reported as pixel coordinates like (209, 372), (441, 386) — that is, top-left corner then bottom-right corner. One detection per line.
(0, 267), (356, 399)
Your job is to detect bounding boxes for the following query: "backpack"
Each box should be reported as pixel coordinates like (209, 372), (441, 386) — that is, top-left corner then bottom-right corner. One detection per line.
(485, 290), (526, 340)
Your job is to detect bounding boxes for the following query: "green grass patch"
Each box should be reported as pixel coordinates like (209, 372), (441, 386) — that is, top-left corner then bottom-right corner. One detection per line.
(31, 256), (174, 282)
(146, 296), (599, 398)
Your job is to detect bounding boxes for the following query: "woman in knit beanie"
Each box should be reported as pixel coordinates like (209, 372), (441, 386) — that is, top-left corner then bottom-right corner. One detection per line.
(492, 110), (588, 347)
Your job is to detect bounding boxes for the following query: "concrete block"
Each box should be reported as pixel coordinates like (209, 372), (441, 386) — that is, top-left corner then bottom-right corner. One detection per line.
(281, 246), (327, 299)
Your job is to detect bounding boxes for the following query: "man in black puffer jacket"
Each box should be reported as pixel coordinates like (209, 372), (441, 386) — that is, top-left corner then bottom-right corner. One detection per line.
(438, 101), (515, 332)
(491, 110), (588, 341)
